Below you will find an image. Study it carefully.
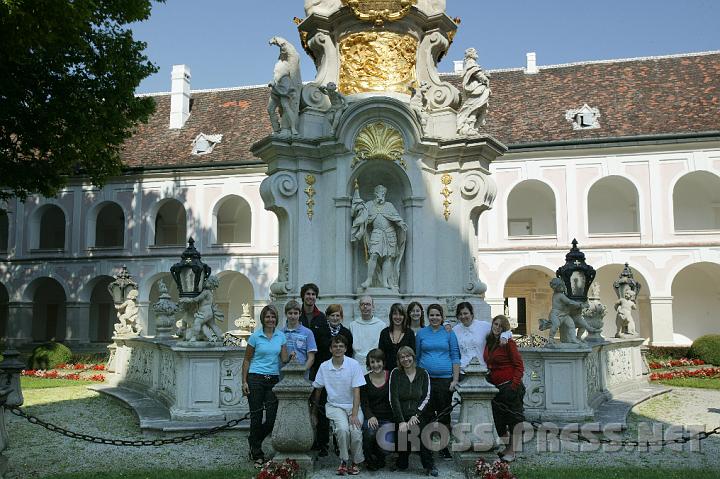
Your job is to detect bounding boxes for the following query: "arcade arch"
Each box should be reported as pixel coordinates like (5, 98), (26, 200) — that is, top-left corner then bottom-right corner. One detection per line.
(587, 176), (639, 234)
(216, 272), (255, 333)
(154, 199), (187, 246)
(88, 276), (115, 342)
(214, 195), (252, 244)
(94, 202), (125, 248)
(503, 266), (555, 336)
(27, 277), (67, 342)
(671, 262), (720, 345)
(506, 180), (556, 236)
(673, 171), (720, 231)
(37, 205), (66, 249)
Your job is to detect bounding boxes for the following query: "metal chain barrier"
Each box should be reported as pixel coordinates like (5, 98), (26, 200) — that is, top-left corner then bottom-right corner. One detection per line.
(434, 397), (462, 422)
(6, 400), (277, 447)
(489, 397), (720, 447)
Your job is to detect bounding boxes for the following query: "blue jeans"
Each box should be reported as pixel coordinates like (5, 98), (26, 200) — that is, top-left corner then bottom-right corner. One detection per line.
(247, 373), (280, 459)
(362, 419), (395, 467)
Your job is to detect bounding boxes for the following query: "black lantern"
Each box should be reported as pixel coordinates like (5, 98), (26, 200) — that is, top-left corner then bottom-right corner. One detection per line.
(170, 238), (211, 298)
(556, 239), (596, 302)
(107, 265), (139, 305)
(613, 263), (642, 299)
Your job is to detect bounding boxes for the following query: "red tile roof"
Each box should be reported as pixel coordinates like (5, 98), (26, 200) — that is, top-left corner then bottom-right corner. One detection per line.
(121, 52), (720, 169)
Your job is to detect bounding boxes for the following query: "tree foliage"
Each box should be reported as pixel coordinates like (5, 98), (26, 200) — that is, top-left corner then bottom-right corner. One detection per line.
(0, 0), (161, 200)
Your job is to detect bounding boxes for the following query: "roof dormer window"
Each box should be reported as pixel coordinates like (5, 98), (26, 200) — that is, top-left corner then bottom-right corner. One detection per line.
(565, 104), (600, 130)
(191, 133), (223, 155)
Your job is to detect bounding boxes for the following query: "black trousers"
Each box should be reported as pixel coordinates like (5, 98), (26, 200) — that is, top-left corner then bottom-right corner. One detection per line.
(247, 373), (280, 459)
(428, 377), (453, 437)
(396, 418), (434, 470)
(313, 388), (330, 449)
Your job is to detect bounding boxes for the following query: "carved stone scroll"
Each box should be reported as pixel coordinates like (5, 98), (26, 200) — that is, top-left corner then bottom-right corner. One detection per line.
(416, 31), (460, 111)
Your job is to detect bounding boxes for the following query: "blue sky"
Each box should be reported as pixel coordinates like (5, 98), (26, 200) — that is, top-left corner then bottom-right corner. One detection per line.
(133, 0), (720, 94)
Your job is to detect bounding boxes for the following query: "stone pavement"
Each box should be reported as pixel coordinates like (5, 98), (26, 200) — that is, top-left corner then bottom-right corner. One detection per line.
(306, 383), (674, 478)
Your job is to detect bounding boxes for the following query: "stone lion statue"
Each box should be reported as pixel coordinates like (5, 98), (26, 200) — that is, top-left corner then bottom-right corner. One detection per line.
(268, 36), (302, 136)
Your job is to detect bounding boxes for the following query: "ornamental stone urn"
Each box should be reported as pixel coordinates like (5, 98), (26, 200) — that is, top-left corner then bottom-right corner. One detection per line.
(271, 361), (314, 473)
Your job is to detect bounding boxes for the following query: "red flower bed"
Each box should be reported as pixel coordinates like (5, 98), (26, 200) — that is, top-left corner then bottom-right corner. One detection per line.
(650, 367), (720, 381)
(92, 364), (106, 371)
(21, 369), (106, 382)
(648, 358), (705, 369)
(256, 459), (300, 479)
(473, 458), (516, 479)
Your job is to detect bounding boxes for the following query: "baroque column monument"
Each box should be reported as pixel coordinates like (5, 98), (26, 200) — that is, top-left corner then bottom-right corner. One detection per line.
(253, 0), (504, 317)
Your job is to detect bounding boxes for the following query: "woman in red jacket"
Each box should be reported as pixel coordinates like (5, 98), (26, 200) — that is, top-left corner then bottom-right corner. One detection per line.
(483, 315), (525, 462)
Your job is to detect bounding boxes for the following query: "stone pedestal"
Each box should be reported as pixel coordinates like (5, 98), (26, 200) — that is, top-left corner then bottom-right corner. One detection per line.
(109, 337), (249, 424)
(271, 361), (314, 473)
(453, 359), (499, 474)
(520, 338), (646, 421)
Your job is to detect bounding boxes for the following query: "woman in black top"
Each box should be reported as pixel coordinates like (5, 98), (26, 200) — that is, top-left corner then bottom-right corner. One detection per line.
(378, 303), (416, 371)
(360, 348), (394, 471)
(389, 346), (437, 476)
(309, 304), (354, 457)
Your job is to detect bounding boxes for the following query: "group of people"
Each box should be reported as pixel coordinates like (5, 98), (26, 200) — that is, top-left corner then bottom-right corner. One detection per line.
(240, 283), (526, 476)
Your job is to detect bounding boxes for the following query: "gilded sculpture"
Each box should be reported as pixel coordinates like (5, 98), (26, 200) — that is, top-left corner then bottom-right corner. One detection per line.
(342, 0), (417, 26)
(268, 37), (302, 136)
(339, 32), (417, 95)
(352, 122), (406, 168)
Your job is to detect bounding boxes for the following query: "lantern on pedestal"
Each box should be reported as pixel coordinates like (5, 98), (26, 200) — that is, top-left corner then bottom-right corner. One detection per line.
(556, 239), (596, 302)
(107, 265), (139, 305)
(170, 238), (211, 298)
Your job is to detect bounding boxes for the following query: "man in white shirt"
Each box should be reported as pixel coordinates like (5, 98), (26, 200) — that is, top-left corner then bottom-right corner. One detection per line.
(312, 335), (366, 475)
(349, 296), (386, 373)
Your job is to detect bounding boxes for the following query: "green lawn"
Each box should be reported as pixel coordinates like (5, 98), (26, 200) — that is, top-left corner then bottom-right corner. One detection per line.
(41, 471), (254, 479)
(511, 468), (719, 479)
(656, 377), (720, 390)
(21, 376), (96, 389)
(37, 467), (719, 479)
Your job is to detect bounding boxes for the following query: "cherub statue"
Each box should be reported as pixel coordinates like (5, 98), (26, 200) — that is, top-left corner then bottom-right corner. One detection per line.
(539, 278), (601, 346)
(267, 36), (302, 136)
(409, 81), (430, 130)
(318, 82), (347, 132)
(539, 278), (584, 345)
(114, 289), (142, 336)
(179, 275), (224, 343)
(614, 289), (638, 338)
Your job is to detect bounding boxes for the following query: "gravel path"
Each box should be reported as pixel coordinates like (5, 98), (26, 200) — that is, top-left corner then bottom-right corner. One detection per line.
(5, 384), (720, 478)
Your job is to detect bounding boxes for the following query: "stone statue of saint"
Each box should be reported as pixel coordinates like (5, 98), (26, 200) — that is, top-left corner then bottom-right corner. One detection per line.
(457, 48), (491, 136)
(268, 37), (302, 136)
(351, 184), (407, 290)
(114, 289), (142, 336)
(614, 289), (638, 338)
(319, 82), (347, 132)
(179, 275), (224, 342)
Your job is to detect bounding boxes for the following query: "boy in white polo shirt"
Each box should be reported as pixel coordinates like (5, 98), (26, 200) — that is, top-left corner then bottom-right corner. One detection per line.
(312, 335), (366, 475)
